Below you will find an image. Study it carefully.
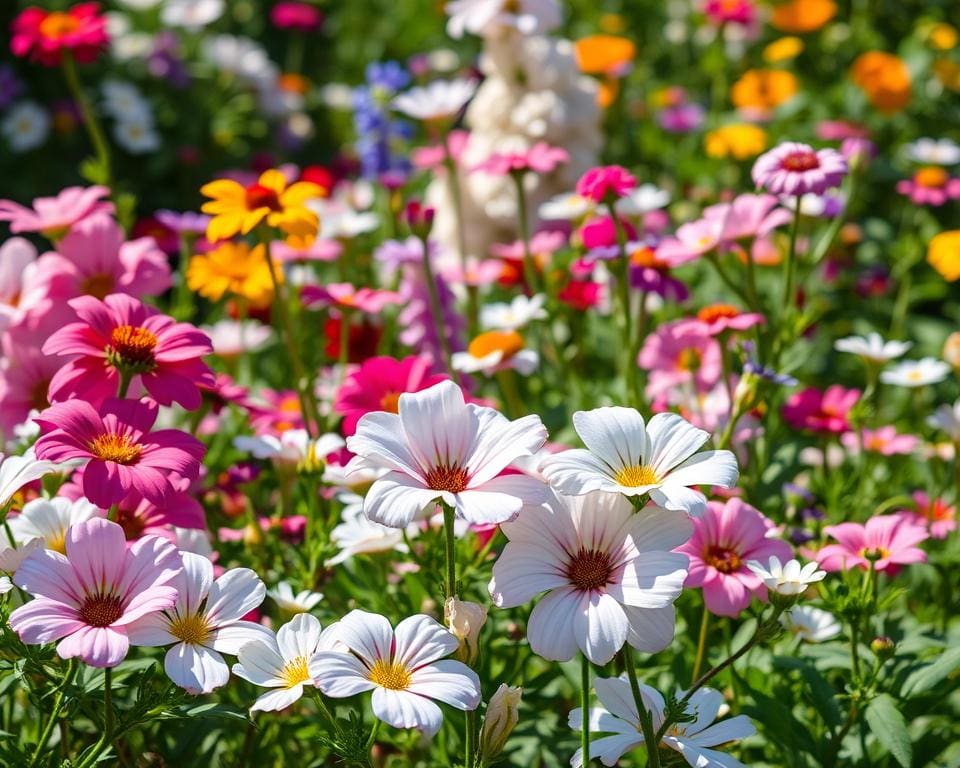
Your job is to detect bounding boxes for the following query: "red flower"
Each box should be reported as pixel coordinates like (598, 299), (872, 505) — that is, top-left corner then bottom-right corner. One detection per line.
(11, 3), (108, 67)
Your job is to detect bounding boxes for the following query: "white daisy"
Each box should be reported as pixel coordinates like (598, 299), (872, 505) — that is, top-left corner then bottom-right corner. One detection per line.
(538, 192), (593, 221)
(1, 101), (50, 153)
(392, 78), (477, 121)
(480, 294), (547, 331)
(904, 137), (960, 166)
(880, 358), (951, 388)
(8, 497), (103, 554)
(446, 0), (562, 39)
(235, 430), (345, 473)
(267, 581), (324, 613)
(101, 79), (152, 122)
(614, 184), (671, 216)
(161, 0), (225, 29)
(0, 449), (65, 508)
(113, 112), (161, 154)
(452, 330), (539, 376)
(327, 501), (409, 566)
(781, 605), (842, 643)
(202, 319), (274, 357)
(834, 332), (911, 363)
(746, 556), (826, 596)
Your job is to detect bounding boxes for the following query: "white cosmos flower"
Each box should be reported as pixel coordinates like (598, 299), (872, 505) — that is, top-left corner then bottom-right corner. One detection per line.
(746, 556), (826, 596)
(0, 450), (65, 508)
(539, 192), (593, 221)
(126, 552), (272, 694)
(327, 501), (409, 566)
(113, 111), (161, 154)
(345, 380), (548, 528)
(539, 408), (738, 516)
(392, 78), (477, 121)
(928, 400), (960, 441)
(614, 184), (671, 216)
(569, 680), (755, 768)
(1, 101), (50, 153)
(235, 430), (345, 473)
(905, 137), (960, 166)
(0, 537), (43, 575)
(781, 606), (842, 643)
(202, 319), (274, 357)
(233, 613), (338, 713)
(8, 497), (103, 554)
(161, 0), (225, 29)
(481, 294), (547, 331)
(880, 358), (951, 388)
(452, 330), (539, 376)
(490, 491), (691, 664)
(834, 332), (911, 363)
(267, 581), (324, 613)
(446, 0), (562, 38)
(310, 610), (481, 737)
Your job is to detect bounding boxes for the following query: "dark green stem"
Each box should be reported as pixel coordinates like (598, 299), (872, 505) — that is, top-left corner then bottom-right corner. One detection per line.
(61, 52), (112, 189)
(443, 502), (457, 600)
(622, 645), (660, 768)
(28, 659), (78, 768)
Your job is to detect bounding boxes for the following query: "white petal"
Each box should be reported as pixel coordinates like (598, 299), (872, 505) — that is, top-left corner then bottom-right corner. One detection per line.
(526, 587), (582, 662)
(250, 685), (304, 713)
(310, 651), (377, 697)
(664, 450), (739, 490)
(540, 449), (622, 495)
(371, 688), (443, 737)
(174, 552), (214, 617)
(574, 591), (628, 665)
(277, 613), (322, 660)
(624, 605), (677, 654)
(407, 660), (481, 710)
(233, 638), (286, 685)
(210, 621), (274, 655)
(692, 715), (756, 746)
(645, 412), (709, 475)
(649, 485), (708, 516)
(125, 612), (177, 647)
(489, 541), (567, 608)
(573, 407), (649, 471)
(331, 609), (393, 665)
(165, 643), (230, 694)
(622, 505), (693, 553)
(393, 614), (458, 670)
(465, 411), (547, 485)
(363, 472), (441, 528)
(205, 568), (266, 626)
(613, 551), (689, 609)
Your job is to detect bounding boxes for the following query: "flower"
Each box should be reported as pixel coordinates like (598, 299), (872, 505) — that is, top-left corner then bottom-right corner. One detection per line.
(770, 0), (836, 33)
(11, 3), (108, 67)
(880, 358), (951, 388)
(0, 185), (112, 238)
(816, 514), (929, 573)
(834, 332), (911, 363)
(126, 552), (271, 693)
(615, 184), (671, 217)
(473, 143), (570, 176)
(200, 169), (323, 244)
(539, 192), (592, 221)
(481, 294), (547, 331)
(705, 123), (768, 160)
(764, 36), (804, 63)
(928, 231), (960, 281)
(574, 35), (635, 77)
(8, 496), (102, 553)
(928, 400), (960, 441)
(576, 166), (637, 203)
(896, 167), (960, 206)
(235, 430), (345, 474)
(327, 503), (408, 565)
(569, 680), (755, 768)
(752, 142), (847, 196)
(703, 0), (757, 26)
(270, 1), (323, 32)
(392, 79), (477, 121)
(187, 241), (277, 308)
(0, 449), (64, 508)
(33, 398), (205, 508)
(851, 52), (911, 114)
(310, 610), (481, 737)
(233, 613), (334, 712)
(731, 69), (798, 114)
(302, 283), (403, 314)
(746, 556), (826, 596)
(540, 408), (738, 515)
(202, 319), (274, 358)
(452, 330), (539, 376)
(638, 319), (723, 396)
(905, 491), (956, 540)
(781, 605), (842, 642)
(161, 0), (225, 29)
(490, 491), (691, 663)
(478, 684), (522, 761)
(682, 305), (764, 337)
(268, 581), (324, 613)
(677, 498), (792, 616)
(782, 386), (859, 434)
(905, 138), (960, 166)
(444, 597), (487, 665)
(9, 518), (181, 667)
(841, 427), (919, 456)
(345, 380), (548, 527)
(1, 101), (50, 152)
(446, 0), (561, 38)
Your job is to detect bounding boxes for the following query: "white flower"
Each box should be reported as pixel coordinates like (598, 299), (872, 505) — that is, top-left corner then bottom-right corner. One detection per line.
(481, 294), (547, 330)
(310, 610), (481, 737)
(446, 0), (562, 39)
(8, 497), (103, 554)
(202, 319), (274, 357)
(233, 613), (336, 713)
(268, 581), (324, 614)
(781, 606), (842, 643)
(313, 204), (380, 239)
(0, 537), (43, 575)
(126, 553), (272, 694)
(490, 491), (691, 664)
(452, 331), (539, 376)
(746, 556), (826, 596)
(2, 101), (50, 153)
(0, 450), (64, 508)
(161, 0), (225, 29)
(392, 78), (478, 121)
(928, 401), (960, 441)
(538, 192), (593, 221)
(113, 112), (161, 154)
(345, 380), (548, 527)
(905, 137), (960, 166)
(327, 502), (409, 565)
(880, 358), (951, 388)
(834, 332), (911, 363)
(115, 0), (162, 9)
(569, 680), (755, 768)
(235, 430), (345, 473)
(539, 408), (739, 516)
(0, 575), (12, 595)
(101, 80), (152, 121)
(614, 184), (671, 216)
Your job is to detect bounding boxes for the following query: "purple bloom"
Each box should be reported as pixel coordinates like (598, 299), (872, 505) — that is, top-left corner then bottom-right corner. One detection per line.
(752, 142), (848, 196)
(658, 103), (705, 133)
(155, 209), (210, 234)
(353, 61), (412, 179)
(0, 64), (24, 110)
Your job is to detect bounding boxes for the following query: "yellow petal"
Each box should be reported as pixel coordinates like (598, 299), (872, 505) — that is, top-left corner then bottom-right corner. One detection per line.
(281, 182), (324, 206)
(200, 179), (245, 201)
(257, 169), (288, 195)
(241, 210), (268, 235)
(206, 213), (243, 242)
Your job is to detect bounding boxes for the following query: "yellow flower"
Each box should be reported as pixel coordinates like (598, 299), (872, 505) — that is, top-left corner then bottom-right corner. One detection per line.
(928, 231), (960, 282)
(929, 23), (958, 51)
(186, 241), (278, 308)
(731, 69), (799, 112)
(763, 36), (804, 63)
(200, 169), (322, 245)
(705, 124), (768, 160)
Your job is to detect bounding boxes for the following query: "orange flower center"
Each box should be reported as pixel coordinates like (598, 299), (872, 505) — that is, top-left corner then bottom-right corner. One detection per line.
(566, 548), (614, 591)
(697, 303), (740, 323)
(79, 593), (124, 627)
(782, 151), (819, 172)
(425, 464), (470, 493)
(704, 545), (742, 573)
(380, 391), (401, 413)
(915, 166), (948, 189)
(110, 325), (159, 367)
(81, 273), (116, 300)
(89, 434), (142, 465)
(677, 348), (702, 372)
(245, 182), (283, 212)
(467, 330), (524, 360)
(39, 12), (82, 40)
(630, 246), (665, 269)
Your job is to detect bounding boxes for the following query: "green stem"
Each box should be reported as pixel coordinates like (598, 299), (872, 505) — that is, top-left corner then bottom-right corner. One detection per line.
(465, 709), (476, 768)
(889, 267), (912, 339)
(417, 236), (456, 378)
(77, 667), (113, 768)
(442, 502), (457, 600)
(580, 654), (591, 767)
(622, 645), (660, 768)
(495, 369), (524, 419)
(607, 203), (637, 405)
(780, 197), (803, 327)
(442, 132), (478, 336)
(28, 660), (78, 768)
(512, 172), (540, 294)
(117, 370), (133, 399)
(691, 604), (711, 681)
(61, 52), (112, 189)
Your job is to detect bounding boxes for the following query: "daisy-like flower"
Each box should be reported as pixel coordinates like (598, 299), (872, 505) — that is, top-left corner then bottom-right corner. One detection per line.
(781, 605), (842, 642)
(746, 556), (826, 596)
(490, 491), (691, 663)
(8, 496), (102, 553)
(880, 357), (951, 388)
(928, 400), (960, 441)
(0, 449), (64, 508)
(186, 241), (277, 309)
(452, 330), (539, 376)
(33, 398), (205, 508)
(234, 429), (345, 474)
(481, 295), (547, 332)
(752, 141), (847, 196)
(576, 165), (637, 203)
(904, 490), (956, 540)
(233, 613), (336, 712)
(1, 100), (50, 153)
(200, 169), (323, 244)
(392, 78), (477, 121)
(327, 502), (409, 565)
(345, 380), (548, 527)
(267, 581), (324, 613)
(896, 166), (960, 207)
(9, 518), (181, 667)
(161, 0), (225, 29)
(680, 304), (765, 337)
(815, 514), (928, 574)
(310, 610), (481, 737)
(202, 319), (274, 358)
(569, 680), (755, 768)
(0, 185), (112, 239)
(834, 332), (912, 363)
(301, 282), (403, 314)
(446, 0), (561, 39)
(11, 3), (108, 67)
(782, 386), (859, 434)
(614, 184), (671, 217)
(126, 552), (272, 694)
(905, 137), (960, 166)
(472, 143), (570, 176)
(538, 192), (593, 221)
(840, 427), (919, 456)
(539, 408), (738, 516)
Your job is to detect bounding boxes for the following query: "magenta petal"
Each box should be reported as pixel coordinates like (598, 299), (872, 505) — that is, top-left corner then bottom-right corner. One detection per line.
(82, 459), (129, 508)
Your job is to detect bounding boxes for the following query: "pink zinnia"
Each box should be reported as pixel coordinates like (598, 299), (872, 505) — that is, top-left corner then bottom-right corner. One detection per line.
(10, 3), (108, 67)
(895, 167), (960, 207)
(840, 426), (919, 456)
(302, 282), (403, 314)
(782, 386), (859, 434)
(905, 491), (956, 540)
(9, 517), (181, 667)
(676, 498), (792, 617)
(472, 142), (570, 176)
(638, 319), (723, 399)
(334, 355), (448, 436)
(33, 398), (205, 508)
(576, 165), (637, 203)
(270, 1), (323, 31)
(655, 218), (724, 266)
(702, 0), (756, 26)
(43, 293), (214, 409)
(0, 185), (113, 238)
(815, 514), (928, 574)
(677, 304), (764, 337)
(752, 142), (848, 196)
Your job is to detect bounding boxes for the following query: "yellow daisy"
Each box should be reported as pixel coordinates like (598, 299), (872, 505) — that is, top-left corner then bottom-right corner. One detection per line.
(186, 241), (278, 308)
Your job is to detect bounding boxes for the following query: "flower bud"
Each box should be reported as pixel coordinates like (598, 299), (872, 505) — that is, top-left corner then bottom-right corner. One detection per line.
(870, 636), (896, 659)
(444, 597), (487, 665)
(478, 684), (522, 761)
(404, 199), (435, 239)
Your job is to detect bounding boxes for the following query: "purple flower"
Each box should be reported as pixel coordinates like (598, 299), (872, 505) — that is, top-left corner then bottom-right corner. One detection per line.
(752, 142), (848, 195)
(155, 209), (210, 235)
(0, 64), (24, 110)
(658, 102), (705, 133)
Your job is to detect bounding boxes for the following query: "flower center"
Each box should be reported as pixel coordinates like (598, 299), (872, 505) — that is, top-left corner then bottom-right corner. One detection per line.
(614, 464), (659, 487)
(380, 391), (401, 413)
(30, 378), (51, 411)
(297, 442), (325, 474)
(697, 303), (740, 323)
(782, 150), (819, 172)
(39, 12), (82, 40)
(704, 545), (742, 574)
(109, 325), (159, 369)
(906, 369), (924, 382)
(80, 273), (116, 299)
(929, 500), (953, 521)
(47, 527), (68, 555)
(169, 612), (212, 645)
(115, 507), (146, 540)
(861, 546), (891, 560)
(467, 330), (524, 361)
(368, 658), (412, 690)
(281, 655), (311, 688)
(425, 464), (470, 493)
(630, 246), (665, 270)
(79, 593), (124, 627)
(915, 166), (948, 189)
(566, 547), (614, 591)
(89, 434), (142, 465)
(677, 348), (702, 372)
(245, 182), (283, 212)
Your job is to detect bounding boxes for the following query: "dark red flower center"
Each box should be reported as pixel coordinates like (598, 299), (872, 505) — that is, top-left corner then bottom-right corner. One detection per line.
(245, 183), (283, 212)
(782, 151), (819, 172)
(704, 545), (742, 573)
(425, 464), (470, 493)
(116, 508), (146, 540)
(79, 593), (124, 627)
(566, 548), (614, 591)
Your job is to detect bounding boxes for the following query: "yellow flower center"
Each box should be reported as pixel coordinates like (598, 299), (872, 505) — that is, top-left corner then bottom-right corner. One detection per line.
(48, 528), (68, 555)
(110, 325), (159, 367)
(169, 613), (212, 645)
(368, 658), (412, 691)
(861, 546), (891, 560)
(281, 656), (311, 688)
(697, 303), (740, 323)
(614, 464), (659, 487)
(89, 434), (142, 465)
(39, 12), (81, 40)
(380, 391), (401, 413)
(467, 330), (524, 361)
(915, 166), (948, 189)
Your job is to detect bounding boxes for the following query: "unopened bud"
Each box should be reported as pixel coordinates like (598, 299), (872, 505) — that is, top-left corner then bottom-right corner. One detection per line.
(870, 636), (896, 659)
(444, 597), (487, 665)
(404, 199), (435, 239)
(733, 369), (761, 413)
(478, 684), (522, 761)
(243, 521), (263, 545)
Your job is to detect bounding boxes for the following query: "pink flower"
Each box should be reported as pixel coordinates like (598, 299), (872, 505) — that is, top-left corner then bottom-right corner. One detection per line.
(579, 215), (636, 251)
(334, 355), (448, 436)
(472, 142), (569, 176)
(33, 398), (205, 508)
(576, 165), (637, 203)
(782, 386), (859, 434)
(677, 304), (764, 337)
(412, 130), (469, 171)
(638, 319), (723, 399)
(677, 498), (792, 617)
(11, 3), (108, 67)
(702, 0), (756, 26)
(895, 167), (960, 207)
(905, 491), (956, 540)
(815, 120), (869, 141)
(0, 185), (112, 238)
(703, 193), (792, 243)
(752, 142), (848, 196)
(0, 237), (49, 335)
(840, 426), (919, 456)
(302, 282), (403, 314)
(655, 218), (724, 266)
(271, 238), (342, 263)
(0, 339), (65, 433)
(43, 293), (214, 410)
(9, 517), (181, 667)
(815, 514), (928, 574)
(270, 1), (323, 31)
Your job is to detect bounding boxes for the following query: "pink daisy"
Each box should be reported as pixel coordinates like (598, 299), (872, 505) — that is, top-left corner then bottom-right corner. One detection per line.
(472, 142), (570, 176)
(412, 129), (469, 171)
(576, 165), (637, 203)
(815, 514), (928, 574)
(751, 142), (848, 196)
(676, 498), (792, 617)
(905, 491), (956, 540)
(840, 426), (919, 456)
(782, 386), (859, 435)
(703, 193), (792, 244)
(638, 319), (723, 399)
(0, 185), (113, 239)
(9, 517), (181, 667)
(895, 167), (960, 207)
(302, 282), (403, 314)
(33, 398), (205, 508)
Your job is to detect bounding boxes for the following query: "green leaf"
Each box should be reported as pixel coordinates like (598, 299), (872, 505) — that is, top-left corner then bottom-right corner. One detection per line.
(79, 156), (108, 185)
(901, 647), (960, 698)
(865, 693), (912, 767)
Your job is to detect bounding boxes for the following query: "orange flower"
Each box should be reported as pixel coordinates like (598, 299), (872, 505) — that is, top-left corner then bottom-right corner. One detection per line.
(575, 35), (636, 76)
(731, 69), (798, 112)
(928, 231), (960, 282)
(763, 36), (804, 63)
(850, 52), (911, 114)
(705, 124), (768, 160)
(770, 0), (836, 33)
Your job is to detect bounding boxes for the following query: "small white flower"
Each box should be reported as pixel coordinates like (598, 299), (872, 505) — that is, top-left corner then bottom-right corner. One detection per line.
(2, 101), (50, 153)
(880, 358), (951, 388)
(834, 332), (912, 363)
(0, 450), (64, 508)
(202, 319), (274, 357)
(538, 192), (592, 221)
(392, 78), (477, 121)
(235, 430), (345, 473)
(615, 184), (671, 216)
(311, 200), (380, 239)
(480, 294), (547, 331)
(452, 330), (539, 377)
(746, 556), (826, 596)
(101, 80), (152, 122)
(446, 0), (562, 39)
(779, 191), (845, 218)
(113, 112), (161, 154)
(162, 0), (225, 29)
(268, 581), (324, 614)
(0, 575), (12, 595)
(928, 400), (960, 441)
(904, 137), (960, 166)
(781, 605), (842, 643)
(327, 501), (409, 565)
(8, 497), (103, 554)
(0, 537), (43, 575)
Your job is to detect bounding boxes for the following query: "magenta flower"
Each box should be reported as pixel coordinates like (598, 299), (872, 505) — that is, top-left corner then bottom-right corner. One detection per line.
(11, 3), (108, 67)
(816, 514), (928, 574)
(9, 518), (181, 667)
(301, 282), (403, 314)
(895, 167), (960, 207)
(270, 1), (323, 31)
(638, 319), (723, 399)
(0, 185), (112, 238)
(0, 338), (64, 433)
(33, 398), (205, 508)
(905, 491), (956, 540)
(576, 165), (637, 203)
(751, 142), (847, 196)
(43, 293), (214, 409)
(676, 498), (792, 617)
(781, 386), (859, 435)
(472, 142), (570, 176)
